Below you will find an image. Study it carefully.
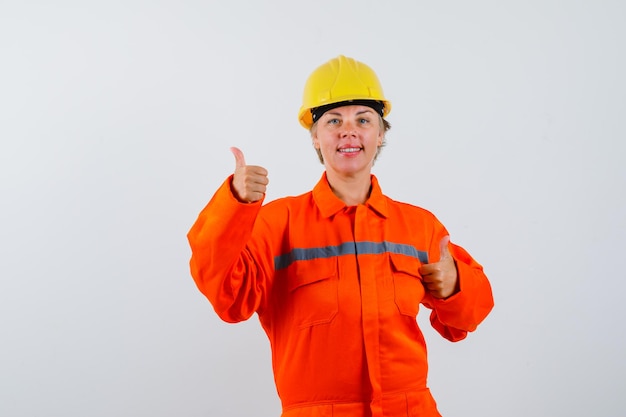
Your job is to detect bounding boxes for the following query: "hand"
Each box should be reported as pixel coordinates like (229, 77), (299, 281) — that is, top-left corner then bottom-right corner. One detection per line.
(418, 235), (459, 299)
(230, 147), (269, 203)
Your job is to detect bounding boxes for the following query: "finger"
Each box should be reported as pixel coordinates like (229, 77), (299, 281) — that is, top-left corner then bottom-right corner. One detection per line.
(418, 263), (435, 278)
(438, 235), (452, 262)
(230, 146), (246, 169)
(248, 165), (270, 180)
(420, 268), (441, 284)
(421, 273), (435, 284)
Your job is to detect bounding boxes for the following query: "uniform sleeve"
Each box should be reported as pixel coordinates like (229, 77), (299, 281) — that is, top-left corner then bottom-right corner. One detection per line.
(422, 229), (494, 342)
(186, 175), (274, 323)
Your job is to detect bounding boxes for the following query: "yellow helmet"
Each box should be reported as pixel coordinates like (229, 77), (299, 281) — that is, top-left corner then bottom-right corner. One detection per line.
(298, 55), (392, 129)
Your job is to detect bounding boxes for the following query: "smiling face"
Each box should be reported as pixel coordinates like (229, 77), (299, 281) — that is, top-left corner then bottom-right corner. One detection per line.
(311, 105), (384, 179)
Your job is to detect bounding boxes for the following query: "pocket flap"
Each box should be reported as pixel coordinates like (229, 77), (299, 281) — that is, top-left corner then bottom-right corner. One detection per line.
(287, 258), (337, 292)
(389, 253), (422, 278)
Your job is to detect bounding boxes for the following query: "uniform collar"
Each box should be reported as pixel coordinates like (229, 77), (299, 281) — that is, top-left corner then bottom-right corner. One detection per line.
(312, 172), (389, 219)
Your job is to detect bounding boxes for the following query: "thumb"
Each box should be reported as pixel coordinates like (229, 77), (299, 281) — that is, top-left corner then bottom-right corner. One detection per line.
(230, 146), (246, 168)
(437, 235), (452, 262)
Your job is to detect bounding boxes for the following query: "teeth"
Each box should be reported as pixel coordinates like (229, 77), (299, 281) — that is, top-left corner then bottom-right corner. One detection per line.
(339, 147), (361, 153)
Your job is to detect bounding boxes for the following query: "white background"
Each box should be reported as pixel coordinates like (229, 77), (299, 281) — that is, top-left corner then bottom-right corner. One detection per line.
(1, 1), (625, 416)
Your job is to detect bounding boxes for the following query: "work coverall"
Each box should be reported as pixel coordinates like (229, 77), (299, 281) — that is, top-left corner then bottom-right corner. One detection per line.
(188, 173), (494, 417)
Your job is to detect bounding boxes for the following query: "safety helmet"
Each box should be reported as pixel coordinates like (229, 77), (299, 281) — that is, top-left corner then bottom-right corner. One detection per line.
(298, 55), (392, 129)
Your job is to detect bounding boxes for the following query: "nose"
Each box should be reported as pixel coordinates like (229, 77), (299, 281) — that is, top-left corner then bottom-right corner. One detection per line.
(340, 119), (357, 137)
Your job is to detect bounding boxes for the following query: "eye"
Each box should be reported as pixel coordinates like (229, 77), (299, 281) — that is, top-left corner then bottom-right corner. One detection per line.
(359, 118), (370, 124)
(327, 118), (340, 125)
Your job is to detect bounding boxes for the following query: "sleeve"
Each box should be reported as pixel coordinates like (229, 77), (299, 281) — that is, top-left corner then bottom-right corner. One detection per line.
(186, 175), (275, 323)
(421, 226), (494, 342)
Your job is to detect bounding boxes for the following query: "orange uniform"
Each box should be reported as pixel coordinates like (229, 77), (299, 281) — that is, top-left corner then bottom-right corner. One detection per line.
(188, 173), (494, 417)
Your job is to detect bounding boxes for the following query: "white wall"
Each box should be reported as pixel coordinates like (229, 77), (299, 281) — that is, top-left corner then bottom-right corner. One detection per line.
(1, 1), (624, 416)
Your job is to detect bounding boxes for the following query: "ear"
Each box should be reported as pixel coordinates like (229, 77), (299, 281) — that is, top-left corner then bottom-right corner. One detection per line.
(312, 134), (320, 149)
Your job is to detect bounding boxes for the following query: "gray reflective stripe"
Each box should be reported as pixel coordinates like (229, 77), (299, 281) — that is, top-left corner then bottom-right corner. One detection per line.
(274, 241), (428, 270)
(382, 242), (429, 263)
(274, 242), (356, 270)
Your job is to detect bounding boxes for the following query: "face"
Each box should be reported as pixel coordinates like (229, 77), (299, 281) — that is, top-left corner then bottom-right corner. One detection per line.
(312, 105), (384, 179)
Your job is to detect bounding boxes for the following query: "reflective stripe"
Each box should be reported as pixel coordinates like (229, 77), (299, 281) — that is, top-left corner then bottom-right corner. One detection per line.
(274, 241), (428, 270)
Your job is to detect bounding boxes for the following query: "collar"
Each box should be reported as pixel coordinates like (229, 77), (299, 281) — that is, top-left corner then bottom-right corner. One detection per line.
(312, 172), (389, 219)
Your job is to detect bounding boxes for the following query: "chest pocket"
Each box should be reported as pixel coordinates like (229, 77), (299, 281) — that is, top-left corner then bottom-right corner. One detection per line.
(287, 258), (338, 329)
(390, 253), (425, 317)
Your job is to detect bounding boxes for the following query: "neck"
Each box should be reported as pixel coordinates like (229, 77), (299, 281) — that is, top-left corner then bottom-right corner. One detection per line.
(326, 171), (372, 206)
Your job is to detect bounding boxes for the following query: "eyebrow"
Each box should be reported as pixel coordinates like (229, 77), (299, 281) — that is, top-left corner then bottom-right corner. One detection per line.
(325, 109), (375, 117)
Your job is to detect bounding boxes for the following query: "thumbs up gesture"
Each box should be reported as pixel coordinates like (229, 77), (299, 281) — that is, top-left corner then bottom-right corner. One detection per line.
(418, 235), (459, 299)
(229, 147), (269, 203)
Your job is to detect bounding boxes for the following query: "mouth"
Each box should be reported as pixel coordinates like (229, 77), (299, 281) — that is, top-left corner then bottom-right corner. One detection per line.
(338, 147), (363, 154)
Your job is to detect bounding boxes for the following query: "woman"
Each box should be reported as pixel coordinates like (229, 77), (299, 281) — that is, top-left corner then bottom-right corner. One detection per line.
(187, 55), (494, 417)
